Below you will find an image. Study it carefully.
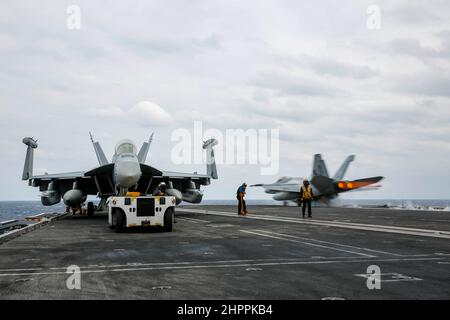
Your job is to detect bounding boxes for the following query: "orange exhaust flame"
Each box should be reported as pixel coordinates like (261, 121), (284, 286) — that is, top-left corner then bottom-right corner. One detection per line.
(337, 180), (376, 190)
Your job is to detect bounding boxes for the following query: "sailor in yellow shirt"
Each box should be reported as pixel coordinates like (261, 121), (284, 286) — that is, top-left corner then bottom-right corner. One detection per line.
(298, 179), (313, 218)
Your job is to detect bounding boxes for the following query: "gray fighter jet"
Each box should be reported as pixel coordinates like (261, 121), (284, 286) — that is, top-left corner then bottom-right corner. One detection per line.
(252, 154), (383, 205)
(22, 134), (218, 215)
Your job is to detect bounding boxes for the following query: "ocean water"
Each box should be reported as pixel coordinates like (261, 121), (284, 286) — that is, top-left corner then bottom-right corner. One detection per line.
(331, 199), (450, 211)
(0, 201), (66, 222)
(0, 199), (449, 222)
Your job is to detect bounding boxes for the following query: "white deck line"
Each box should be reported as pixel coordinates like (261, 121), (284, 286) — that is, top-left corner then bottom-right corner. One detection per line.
(177, 208), (450, 239)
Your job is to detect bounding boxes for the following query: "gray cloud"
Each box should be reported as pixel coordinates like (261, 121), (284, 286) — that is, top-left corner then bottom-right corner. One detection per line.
(389, 5), (441, 25)
(290, 55), (379, 79)
(389, 37), (450, 60)
(393, 73), (450, 97)
(250, 72), (346, 97)
(119, 33), (223, 56)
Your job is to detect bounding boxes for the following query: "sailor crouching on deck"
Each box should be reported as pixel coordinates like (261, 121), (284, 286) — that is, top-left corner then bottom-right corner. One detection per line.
(298, 179), (313, 218)
(154, 182), (167, 196)
(153, 182), (177, 223)
(236, 182), (248, 216)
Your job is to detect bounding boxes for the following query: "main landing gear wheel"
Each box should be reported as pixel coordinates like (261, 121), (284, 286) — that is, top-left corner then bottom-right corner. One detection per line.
(87, 202), (94, 217)
(115, 211), (125, 233)
(163, 208), (174, 232)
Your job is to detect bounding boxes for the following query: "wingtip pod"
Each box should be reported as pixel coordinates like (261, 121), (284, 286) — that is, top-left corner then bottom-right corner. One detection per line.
(22, 137), (38, 149)
(22, 137), (37, 180)
(202, 138), (218, 179)
(202, 138), (218, 149)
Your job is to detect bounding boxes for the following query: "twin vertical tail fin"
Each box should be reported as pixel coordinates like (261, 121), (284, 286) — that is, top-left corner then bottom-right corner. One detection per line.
(202, 138), (218, 179)
(89, 132), (109, 165)
(312, 154), (329, 178)
(137, 132), (154, 164)
(333, 155), (355, 180)
(22, 137), (38, 180)
(312, 154), (355, 181)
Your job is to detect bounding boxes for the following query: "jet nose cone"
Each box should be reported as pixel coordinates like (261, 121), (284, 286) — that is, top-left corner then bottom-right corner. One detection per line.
(115, 160), (142, 188)
(117, 173), (140, 188)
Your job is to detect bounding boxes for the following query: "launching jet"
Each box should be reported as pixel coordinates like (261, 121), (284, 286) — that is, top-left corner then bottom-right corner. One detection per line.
(251, 154), (383, 205)
(21, 134), (218, 215)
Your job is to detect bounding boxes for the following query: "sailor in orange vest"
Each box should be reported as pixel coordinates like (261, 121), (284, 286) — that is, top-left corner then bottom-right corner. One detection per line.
(236, 183), (248, 215)
(299, 179), (313, 218)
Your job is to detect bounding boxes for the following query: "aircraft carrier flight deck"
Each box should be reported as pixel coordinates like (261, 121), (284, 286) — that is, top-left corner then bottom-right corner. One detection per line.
(0, 205), (449, 300)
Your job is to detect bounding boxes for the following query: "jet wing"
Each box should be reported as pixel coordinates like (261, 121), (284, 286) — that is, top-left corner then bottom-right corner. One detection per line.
(30, 171), (85, 180)
(141, 164), (163, 176)
(28, 171), (99, 196)
(251, 183), (300, 193)
(85, 164), (114, 176)
(152, 171), (213, 193)
(161, 171), (212, 179)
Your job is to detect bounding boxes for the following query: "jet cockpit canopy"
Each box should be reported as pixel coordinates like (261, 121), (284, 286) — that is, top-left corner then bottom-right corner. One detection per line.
(115, 139), (137, 155)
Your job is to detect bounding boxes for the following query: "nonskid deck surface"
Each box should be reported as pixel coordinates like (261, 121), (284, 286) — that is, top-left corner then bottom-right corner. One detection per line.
(0, 205), (449, 299)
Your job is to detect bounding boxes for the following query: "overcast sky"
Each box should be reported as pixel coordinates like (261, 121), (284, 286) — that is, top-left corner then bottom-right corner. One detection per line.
(1, 0), (449, 201)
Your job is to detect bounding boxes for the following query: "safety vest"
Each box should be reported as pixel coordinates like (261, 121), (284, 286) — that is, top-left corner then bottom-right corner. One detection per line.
(301, 185), (312, 200)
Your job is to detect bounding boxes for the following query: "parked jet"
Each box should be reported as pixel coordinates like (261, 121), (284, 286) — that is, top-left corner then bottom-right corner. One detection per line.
(251, 154), (383, 205)
(22, 134), (218, 215)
